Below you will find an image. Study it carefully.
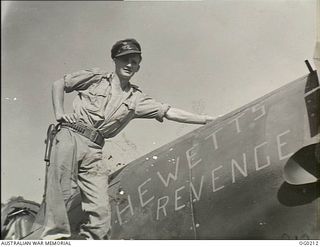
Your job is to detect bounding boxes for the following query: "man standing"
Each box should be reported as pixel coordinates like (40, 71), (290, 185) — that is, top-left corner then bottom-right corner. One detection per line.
(42, 39), (214, 240)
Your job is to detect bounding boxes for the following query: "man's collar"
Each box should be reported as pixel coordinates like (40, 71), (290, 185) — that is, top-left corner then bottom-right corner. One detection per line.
(108, 72), (141, 92)
(130, 84), (141, 92)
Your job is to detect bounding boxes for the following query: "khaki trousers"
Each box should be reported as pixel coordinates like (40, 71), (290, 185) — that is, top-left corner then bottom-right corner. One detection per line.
(40, 127), (110, 240)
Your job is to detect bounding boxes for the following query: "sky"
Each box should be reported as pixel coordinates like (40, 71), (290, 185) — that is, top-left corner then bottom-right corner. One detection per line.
(1, 0), (317, 203)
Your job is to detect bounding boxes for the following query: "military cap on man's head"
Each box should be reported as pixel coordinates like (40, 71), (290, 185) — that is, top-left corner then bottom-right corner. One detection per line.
(111, 39), (142, 59)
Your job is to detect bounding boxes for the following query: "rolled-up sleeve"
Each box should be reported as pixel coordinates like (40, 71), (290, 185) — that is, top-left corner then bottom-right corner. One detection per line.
(64, 68), (105, 93)
(135, 93), (171, 122)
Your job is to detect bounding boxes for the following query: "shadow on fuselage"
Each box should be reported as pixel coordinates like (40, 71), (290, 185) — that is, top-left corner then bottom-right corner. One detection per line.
(278, 181), (319, 206)
(278, 143), (320, 206)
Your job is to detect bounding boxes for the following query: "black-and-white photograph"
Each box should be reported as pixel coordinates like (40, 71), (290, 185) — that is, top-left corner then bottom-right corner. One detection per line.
(1, 0), (319, 242)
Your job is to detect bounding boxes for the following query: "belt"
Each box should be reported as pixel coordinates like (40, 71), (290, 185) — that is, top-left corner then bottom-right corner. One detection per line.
(60, 122), (105, 147)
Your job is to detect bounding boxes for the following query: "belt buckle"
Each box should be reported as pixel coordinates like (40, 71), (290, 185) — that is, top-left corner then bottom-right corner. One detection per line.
(90, 130), (103, 146)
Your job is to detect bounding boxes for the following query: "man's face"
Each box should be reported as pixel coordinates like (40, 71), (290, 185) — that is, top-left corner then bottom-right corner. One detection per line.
(114, 54), (141, 80)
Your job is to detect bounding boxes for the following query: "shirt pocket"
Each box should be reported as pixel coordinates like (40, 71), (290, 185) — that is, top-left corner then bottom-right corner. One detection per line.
(88, 81), (109, 97)
(114, 98), (136, 121)
(81, 82), (109, 109)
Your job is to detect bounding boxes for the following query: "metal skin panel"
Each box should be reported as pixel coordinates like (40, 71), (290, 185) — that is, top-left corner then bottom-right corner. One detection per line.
(108, 71), (320, 239)
(109, 138), (196, 239)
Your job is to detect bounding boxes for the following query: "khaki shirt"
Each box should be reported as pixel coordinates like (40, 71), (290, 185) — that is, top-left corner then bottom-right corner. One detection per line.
(64, 68), (170, 138)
